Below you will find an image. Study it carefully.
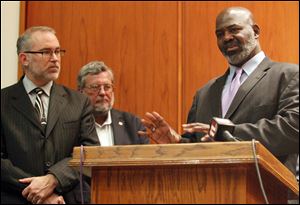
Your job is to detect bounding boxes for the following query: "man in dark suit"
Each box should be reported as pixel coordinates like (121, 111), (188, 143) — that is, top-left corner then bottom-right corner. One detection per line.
(1, 26), (99, 204)
(138, 7), (299, 174)
(77, 61), (149, 146)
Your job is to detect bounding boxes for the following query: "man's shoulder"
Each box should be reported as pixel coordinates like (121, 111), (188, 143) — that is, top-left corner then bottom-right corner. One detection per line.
(195, 75), (223, 94)
(1, 81), (21, 92)
(1, 81), (23, 99)
(53, 84), (88, 100)
(269, 61), (299, 73)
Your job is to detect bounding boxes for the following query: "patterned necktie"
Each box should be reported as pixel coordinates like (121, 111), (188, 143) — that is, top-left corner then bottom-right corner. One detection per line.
(222, 68), (243, 117)
(34, 88), (47, 125)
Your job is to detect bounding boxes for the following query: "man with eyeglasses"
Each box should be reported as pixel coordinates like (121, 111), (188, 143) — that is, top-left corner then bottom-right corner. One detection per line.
(1, 26), (99, 204)
(77, 61), (149, 147)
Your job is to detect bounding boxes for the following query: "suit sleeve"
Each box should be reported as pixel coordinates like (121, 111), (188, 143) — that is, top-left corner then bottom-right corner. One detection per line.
(48, 96), (99, 193)
(1, 136), (31, 192)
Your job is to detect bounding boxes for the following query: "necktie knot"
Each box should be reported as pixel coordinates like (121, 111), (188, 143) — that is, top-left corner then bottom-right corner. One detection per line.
(232, 68), (243, 81)
(34, 87), (44, 96)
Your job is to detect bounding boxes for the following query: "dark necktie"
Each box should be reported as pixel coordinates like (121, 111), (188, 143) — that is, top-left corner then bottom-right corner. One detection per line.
(34, 88), (47, 125)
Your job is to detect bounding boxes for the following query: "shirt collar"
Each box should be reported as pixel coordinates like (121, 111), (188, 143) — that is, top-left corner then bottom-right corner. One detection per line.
(95, 110), (112, 127)
(23, 75), (53, 96)
(229, 51), (266, 76)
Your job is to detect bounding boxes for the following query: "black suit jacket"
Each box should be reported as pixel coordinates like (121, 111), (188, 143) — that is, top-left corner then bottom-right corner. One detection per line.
(111, 109), (149, 145)
(1, 80), (99, 203)
(183, 58), (299, 173)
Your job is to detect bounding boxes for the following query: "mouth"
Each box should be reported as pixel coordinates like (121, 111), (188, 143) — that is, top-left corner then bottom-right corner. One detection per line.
(48, 66), (59, 73)
(223, 44), (241, 56)
(226, 45), (239, 52)
(96, 98), (109, 104)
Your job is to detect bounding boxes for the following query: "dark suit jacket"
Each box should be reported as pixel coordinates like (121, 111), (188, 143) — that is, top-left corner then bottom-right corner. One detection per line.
(1, 80), (99, 203)
(183, 57), (299, 173)
(110, 109), (149, 145)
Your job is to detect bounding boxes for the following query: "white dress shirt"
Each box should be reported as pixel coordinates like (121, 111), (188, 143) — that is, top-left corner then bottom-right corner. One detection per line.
(95, 110), (114, 146)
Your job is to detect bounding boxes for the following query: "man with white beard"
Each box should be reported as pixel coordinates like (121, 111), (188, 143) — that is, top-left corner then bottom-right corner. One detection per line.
(138, 7), (299, 177)
(78, 61), (149, 146)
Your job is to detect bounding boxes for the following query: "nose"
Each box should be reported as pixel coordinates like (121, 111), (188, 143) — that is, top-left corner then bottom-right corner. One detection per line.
(223, 30), (234, 41)
(49, 50), (62, 61)
(97, 87), (106, 95)
(49, 53), (59, 61)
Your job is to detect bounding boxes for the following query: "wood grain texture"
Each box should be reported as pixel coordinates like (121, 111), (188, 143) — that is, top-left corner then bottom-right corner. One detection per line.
(69, 141), (299, 196)
(91, 166), (247, 204)
(69, 142), (298, 203)
(21, 2), (299, 134)
(24, 1), (179, 129)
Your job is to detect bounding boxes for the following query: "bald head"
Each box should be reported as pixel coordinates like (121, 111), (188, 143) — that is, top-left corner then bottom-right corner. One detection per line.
(216, 7), (255, 28)
(215, 7), (261, 67)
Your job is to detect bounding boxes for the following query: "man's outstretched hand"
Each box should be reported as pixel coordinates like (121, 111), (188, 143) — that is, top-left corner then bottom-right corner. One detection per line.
(138, 111), (181, 144)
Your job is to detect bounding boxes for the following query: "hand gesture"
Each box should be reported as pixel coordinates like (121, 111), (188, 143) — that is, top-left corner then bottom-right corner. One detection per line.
(138, 111), (181, 144)
(182, 122), (214, 142)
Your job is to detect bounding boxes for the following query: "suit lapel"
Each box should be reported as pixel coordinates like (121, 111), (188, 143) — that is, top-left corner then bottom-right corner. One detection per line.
(111, 109), (127, 145)
(225, 58), (272, 118)
(213, 70), (229, 118)
(10, 81), (42, 129)
(45, 84), (68, 137)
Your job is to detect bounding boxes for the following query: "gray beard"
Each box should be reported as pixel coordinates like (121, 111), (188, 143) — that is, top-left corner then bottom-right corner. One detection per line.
(94, 97), (114, 115)
(225, 36), (257, 66)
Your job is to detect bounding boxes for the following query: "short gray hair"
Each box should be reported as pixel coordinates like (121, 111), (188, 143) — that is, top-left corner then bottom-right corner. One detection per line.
(17, 26), (56, 54)
(77, 61), (114, 89)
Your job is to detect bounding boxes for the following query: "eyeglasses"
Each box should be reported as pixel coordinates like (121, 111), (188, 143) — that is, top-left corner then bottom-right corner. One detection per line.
(23, 49), (66, 58)
(84, 84), (114, 93)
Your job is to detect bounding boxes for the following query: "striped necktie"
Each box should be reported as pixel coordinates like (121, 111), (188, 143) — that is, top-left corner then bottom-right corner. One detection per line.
(34, 88), (47, 125)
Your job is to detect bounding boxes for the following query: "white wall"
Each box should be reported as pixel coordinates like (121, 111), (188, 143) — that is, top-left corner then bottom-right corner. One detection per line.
(1, 1), (20, 88)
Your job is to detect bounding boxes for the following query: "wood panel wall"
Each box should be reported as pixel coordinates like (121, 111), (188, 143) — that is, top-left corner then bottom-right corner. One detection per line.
(20, 1), (299, 134)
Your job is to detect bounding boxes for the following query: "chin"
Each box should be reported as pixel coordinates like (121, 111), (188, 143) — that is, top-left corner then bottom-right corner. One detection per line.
(95, 106), (109, 113)
(47, 73), (59, 81)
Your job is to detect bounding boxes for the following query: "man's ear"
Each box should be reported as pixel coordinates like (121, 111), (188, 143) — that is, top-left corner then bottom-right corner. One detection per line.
(252, 24), (260, 39)
(19, 53), (29, 66)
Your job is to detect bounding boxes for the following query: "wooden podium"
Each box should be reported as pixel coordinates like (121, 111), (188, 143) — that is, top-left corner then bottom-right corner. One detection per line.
(69, 142), (299, 204)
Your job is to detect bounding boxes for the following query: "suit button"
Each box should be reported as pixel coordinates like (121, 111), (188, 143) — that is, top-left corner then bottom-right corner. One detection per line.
(45, 161), (51, 167)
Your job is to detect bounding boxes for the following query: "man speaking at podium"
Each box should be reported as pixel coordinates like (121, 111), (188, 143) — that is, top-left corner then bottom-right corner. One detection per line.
(138, 7), (299, 175)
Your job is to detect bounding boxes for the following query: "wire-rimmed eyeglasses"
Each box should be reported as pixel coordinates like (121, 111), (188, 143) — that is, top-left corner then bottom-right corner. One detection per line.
(84, 84), (114, 93)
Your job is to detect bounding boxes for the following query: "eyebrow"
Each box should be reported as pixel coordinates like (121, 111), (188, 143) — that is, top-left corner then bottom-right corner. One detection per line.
(38, 47), (61, 51)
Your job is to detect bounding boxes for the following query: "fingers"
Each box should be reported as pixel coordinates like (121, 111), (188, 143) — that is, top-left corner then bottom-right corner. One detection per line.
(145, 111), (165, 129)
(36, 198), (42, 204)
(137, 130), (148, 136)
(19, 177), (33, 184)
(58, 196), (66, 204)
(201, 134), (215, 142)
(33, 196), (41, 204)
(20, 177), (33, 199)
(26, 192), (34, 202)
(141, 118), (155, 129)
(21, 186), (30, 198)
(182, 123), (210, 133)
(152, 111), (165, 125)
